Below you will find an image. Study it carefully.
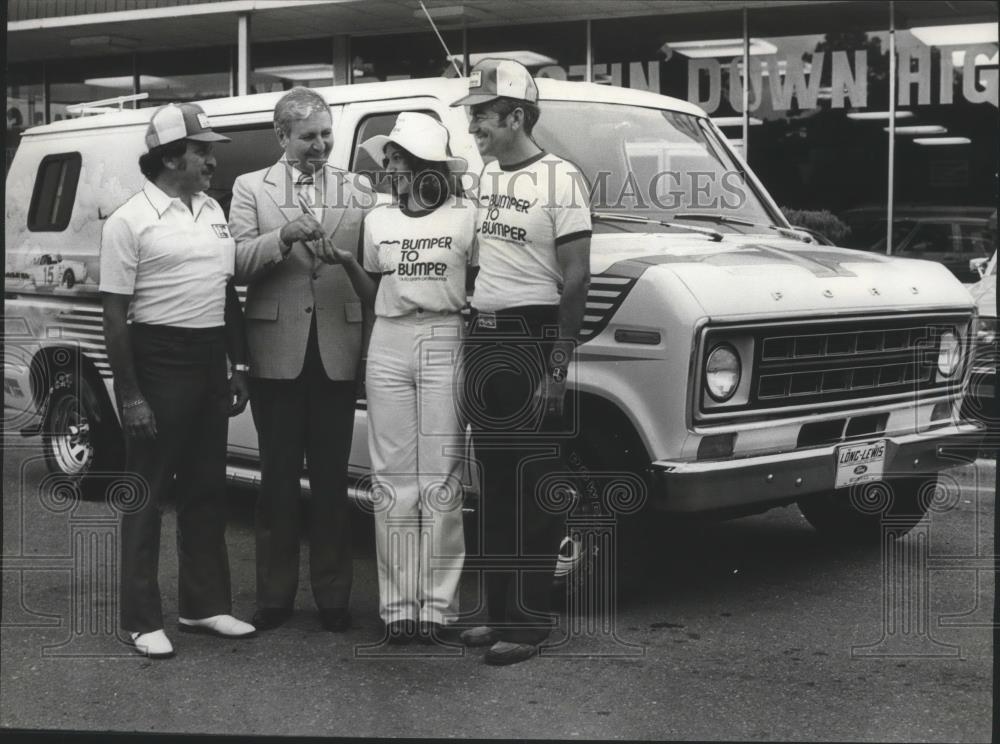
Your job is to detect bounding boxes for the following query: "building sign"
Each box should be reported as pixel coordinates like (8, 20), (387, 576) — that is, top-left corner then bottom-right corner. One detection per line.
(687, 51), (866, 112)
(687, 43), (998, 112)
(530, 42), (997, 113)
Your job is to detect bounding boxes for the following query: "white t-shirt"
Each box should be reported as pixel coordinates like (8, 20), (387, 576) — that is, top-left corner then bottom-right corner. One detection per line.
(100, 182), (235, 327)
(362, 195), (477, 317)
(472, 151), (592, 312)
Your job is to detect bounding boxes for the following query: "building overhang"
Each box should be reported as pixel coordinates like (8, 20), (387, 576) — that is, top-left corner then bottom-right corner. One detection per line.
(7, 0), (847, 64)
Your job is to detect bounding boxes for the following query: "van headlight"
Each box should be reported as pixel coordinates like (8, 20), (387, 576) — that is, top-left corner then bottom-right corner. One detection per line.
(705, 344), (742, 401)
(937, 330), (961, 377)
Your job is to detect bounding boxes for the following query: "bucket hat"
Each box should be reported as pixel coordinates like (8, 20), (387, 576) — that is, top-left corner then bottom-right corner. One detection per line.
(357, 112), (466, 172)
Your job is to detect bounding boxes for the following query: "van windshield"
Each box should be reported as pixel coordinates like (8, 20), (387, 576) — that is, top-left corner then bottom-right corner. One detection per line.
(532, 101), (776, 229)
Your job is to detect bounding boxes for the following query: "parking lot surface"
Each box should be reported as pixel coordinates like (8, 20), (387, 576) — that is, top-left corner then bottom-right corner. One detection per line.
(2, 442), (995, 741)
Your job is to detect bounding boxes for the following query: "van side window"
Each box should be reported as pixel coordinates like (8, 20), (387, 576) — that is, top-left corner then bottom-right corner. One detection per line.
(28, 153), (82, 231)
(208, 125), (282, 219)
(351, 110), (438, 195)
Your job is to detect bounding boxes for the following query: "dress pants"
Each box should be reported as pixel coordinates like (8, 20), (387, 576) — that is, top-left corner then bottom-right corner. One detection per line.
(119, 323), (232, 633)
(249, 320), (355, 611)
(366, 312), (466, 625)
(464, 305), (568, 645)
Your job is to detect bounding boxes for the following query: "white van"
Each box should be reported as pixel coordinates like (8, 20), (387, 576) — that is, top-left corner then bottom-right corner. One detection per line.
(4, 78), (984, 558)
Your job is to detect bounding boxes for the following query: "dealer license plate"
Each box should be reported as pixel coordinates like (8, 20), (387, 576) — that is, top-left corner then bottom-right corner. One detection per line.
(834, 439), (887, 489)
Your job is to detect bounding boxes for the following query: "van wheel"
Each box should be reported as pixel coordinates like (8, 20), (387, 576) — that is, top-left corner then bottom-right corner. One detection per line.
(62, 269), (76, 289)
(42, 373), (123, 499)
(797, 476), (937, 544)
(552, 405), (653, 603)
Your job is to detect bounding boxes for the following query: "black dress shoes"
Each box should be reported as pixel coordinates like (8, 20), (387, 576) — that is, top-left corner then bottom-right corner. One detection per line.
(386, 619), (416, 645)
(319, 608), (352, 633)
(484, 641), (539, 666)
(251, 607), (293, 631)
(458, 625), (498, 647)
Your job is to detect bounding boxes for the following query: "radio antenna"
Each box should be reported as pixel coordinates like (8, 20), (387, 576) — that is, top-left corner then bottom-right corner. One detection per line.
(419, 0), (465, 77)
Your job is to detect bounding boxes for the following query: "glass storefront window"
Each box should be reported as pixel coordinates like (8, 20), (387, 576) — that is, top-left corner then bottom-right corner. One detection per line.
(252, 38), (336, 94)
(466, 22), (586, 83)
(888, 2), (997, 280)
(136, 48), (231, 106)
(6, 66), (44, 173)
(46, 54), (137, 120)
(593, 10), (742, 102)
(749, 5), (892, 197)
(893, 9), (997, 207)
(350, 30), (461, 83)
(743, 2), (892, 244)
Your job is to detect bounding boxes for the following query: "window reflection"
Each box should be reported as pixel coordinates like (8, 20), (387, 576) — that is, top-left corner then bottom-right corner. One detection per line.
(137, 48), (231, 105)
(466, 22), (586, 83)
(253, 39), (337, 93)
(47, 54), (136, 120)
(351, 31), (460, 82)
(6, 73), (43, 174)
(893, 16), (998, 211)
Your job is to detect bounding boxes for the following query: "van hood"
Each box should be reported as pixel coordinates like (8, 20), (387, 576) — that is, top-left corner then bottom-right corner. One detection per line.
(593, 232), (974, 318)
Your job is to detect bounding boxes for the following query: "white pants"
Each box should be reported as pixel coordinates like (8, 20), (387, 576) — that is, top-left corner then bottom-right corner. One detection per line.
(366, 312), (466, 625)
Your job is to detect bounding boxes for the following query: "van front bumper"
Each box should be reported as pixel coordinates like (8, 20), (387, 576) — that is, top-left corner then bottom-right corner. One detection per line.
(648, 422), (985, 513)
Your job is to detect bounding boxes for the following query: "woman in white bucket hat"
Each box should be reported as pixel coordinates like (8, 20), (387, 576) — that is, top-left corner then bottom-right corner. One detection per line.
(329, 111), (475, 645)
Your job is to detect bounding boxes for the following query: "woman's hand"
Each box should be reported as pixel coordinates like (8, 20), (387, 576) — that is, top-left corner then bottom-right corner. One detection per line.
(316, 237), (356, 265)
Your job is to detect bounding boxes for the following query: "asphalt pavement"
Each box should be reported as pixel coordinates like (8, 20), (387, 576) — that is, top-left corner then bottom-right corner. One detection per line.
(1, 440), (995, 741)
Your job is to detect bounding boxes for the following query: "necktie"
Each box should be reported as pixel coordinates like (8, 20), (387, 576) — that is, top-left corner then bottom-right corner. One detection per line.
(295, 171), (318, 216)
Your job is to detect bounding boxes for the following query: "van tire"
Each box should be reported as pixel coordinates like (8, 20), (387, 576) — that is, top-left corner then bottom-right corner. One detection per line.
(42, 372), (124, 499)
(552, 399), (653, 604)
(797, 475), (936, 544)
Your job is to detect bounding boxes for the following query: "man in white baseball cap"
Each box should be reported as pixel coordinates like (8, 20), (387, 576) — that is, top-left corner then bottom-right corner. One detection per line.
(145, 102), (231, 149)
(450, 58), (539, 108)
(452, 58), (593, 666)
(101, 101), (253, 658)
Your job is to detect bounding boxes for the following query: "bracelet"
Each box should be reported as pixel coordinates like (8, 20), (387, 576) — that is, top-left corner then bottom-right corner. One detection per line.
(122, 398), (146, 409)
(232, 363), (250, 373)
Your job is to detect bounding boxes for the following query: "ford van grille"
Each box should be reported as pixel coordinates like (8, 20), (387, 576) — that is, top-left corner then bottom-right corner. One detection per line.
(699, 312), (972, 418)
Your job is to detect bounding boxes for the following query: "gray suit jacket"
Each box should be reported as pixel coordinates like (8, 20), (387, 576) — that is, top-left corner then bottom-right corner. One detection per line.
(230, 161), (374, 380)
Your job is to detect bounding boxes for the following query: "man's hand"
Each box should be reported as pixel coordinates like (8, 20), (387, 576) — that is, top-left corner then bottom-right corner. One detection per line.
(123, 399), (157, 440)
(315, 237), (356, 265)
(533, 376), (568, 420)
(279, 214), (324, 250)
(229, 371), (250, 416)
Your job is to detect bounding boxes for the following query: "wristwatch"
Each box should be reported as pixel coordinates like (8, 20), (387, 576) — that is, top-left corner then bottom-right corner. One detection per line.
(232, 363), (250, 373)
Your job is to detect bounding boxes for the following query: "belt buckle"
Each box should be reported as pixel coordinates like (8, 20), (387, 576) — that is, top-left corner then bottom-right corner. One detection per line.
(478, 311), (497, 330)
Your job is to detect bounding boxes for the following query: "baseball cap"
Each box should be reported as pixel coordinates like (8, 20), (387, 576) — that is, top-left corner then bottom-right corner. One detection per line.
(451, 58), (539, 107)
(145, 102), (230, 149)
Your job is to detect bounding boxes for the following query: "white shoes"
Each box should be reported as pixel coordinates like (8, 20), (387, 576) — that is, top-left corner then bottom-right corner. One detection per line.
(129, 616), (254, 658)
(178, 614), (257, 638)
(130, 629), (175, 659)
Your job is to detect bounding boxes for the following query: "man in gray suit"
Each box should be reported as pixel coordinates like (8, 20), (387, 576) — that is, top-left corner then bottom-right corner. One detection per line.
(229, 86), (374, 632)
